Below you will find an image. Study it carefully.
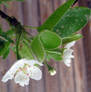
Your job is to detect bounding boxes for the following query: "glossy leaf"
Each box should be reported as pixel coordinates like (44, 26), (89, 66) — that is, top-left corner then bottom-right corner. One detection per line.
(53, 7), (91, 37)
(40, 31), (62, 50)
(38, 0), (74, 31)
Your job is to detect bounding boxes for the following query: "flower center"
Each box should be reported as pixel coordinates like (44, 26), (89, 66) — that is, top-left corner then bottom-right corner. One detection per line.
(15, 64), (31, 77)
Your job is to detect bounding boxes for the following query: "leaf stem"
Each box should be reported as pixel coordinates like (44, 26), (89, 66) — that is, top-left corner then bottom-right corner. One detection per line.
(16, 34), (21, 59)
(72, 0), (78, 7)
(0, 36), (8, 41)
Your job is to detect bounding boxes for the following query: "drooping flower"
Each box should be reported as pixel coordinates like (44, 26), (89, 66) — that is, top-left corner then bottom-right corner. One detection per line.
(46, 62), (56, 76)
(2, 59), (43, 87)
(63, 41), (76, 67)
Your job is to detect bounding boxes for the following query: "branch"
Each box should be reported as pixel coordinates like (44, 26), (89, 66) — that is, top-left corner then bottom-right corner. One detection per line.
(0, 10), (22, 27)
(72, 0), (78, 7)
(0, 10), (24, 59)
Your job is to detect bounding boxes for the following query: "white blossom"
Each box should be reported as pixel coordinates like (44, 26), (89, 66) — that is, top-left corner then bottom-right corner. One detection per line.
(2, 59), (43, 87)
(63, 41), (76, 67)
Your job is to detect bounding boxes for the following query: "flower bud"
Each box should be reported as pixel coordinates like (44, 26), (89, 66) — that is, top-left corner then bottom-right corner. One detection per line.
(49, 68), (56, 76)
(45, 62), (56, 76)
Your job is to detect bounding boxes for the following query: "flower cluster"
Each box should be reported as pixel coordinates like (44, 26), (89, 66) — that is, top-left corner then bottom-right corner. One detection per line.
(2, 41), (76, 87)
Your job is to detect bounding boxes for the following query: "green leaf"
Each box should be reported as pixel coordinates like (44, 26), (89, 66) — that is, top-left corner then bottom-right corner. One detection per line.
(0, 40), (5, 51)
(0, 28), (14, 43)
(0, 28), (14, 59)
(38, 0), (74, 31)
(31, 36), (45, 62)
(39, 31), (62, 50)
(62, 34), (83, 44)
(0, 41), (10, 59)
(6, 29), (15, 37)
(53, 7), (91, 37)
(3, 47), (10, 59)
(46, 50), (62, 61)
(19, 40), (34, 59)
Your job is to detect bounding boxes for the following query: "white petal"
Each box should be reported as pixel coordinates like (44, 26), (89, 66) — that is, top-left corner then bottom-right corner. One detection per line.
(64, 62), (71, 67)
(63, 48), (74, 67)
(25, 59), (43, 66)
(1, 59), (26, 82)
(8, 59), (43, 74)
(28, 66), (42, 80)
(1, 72), (13, 82)
(14, 71), (29, 87)
(64, 49), (74, 58)
(15, 59), (43, 66)
(2, 59), (42, 83)
(65, 41), (76, 49)
(64, 59), (71, 67)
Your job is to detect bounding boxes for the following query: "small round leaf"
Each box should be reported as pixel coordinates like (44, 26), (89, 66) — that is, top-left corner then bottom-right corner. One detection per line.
(40, 31), (62, 50)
